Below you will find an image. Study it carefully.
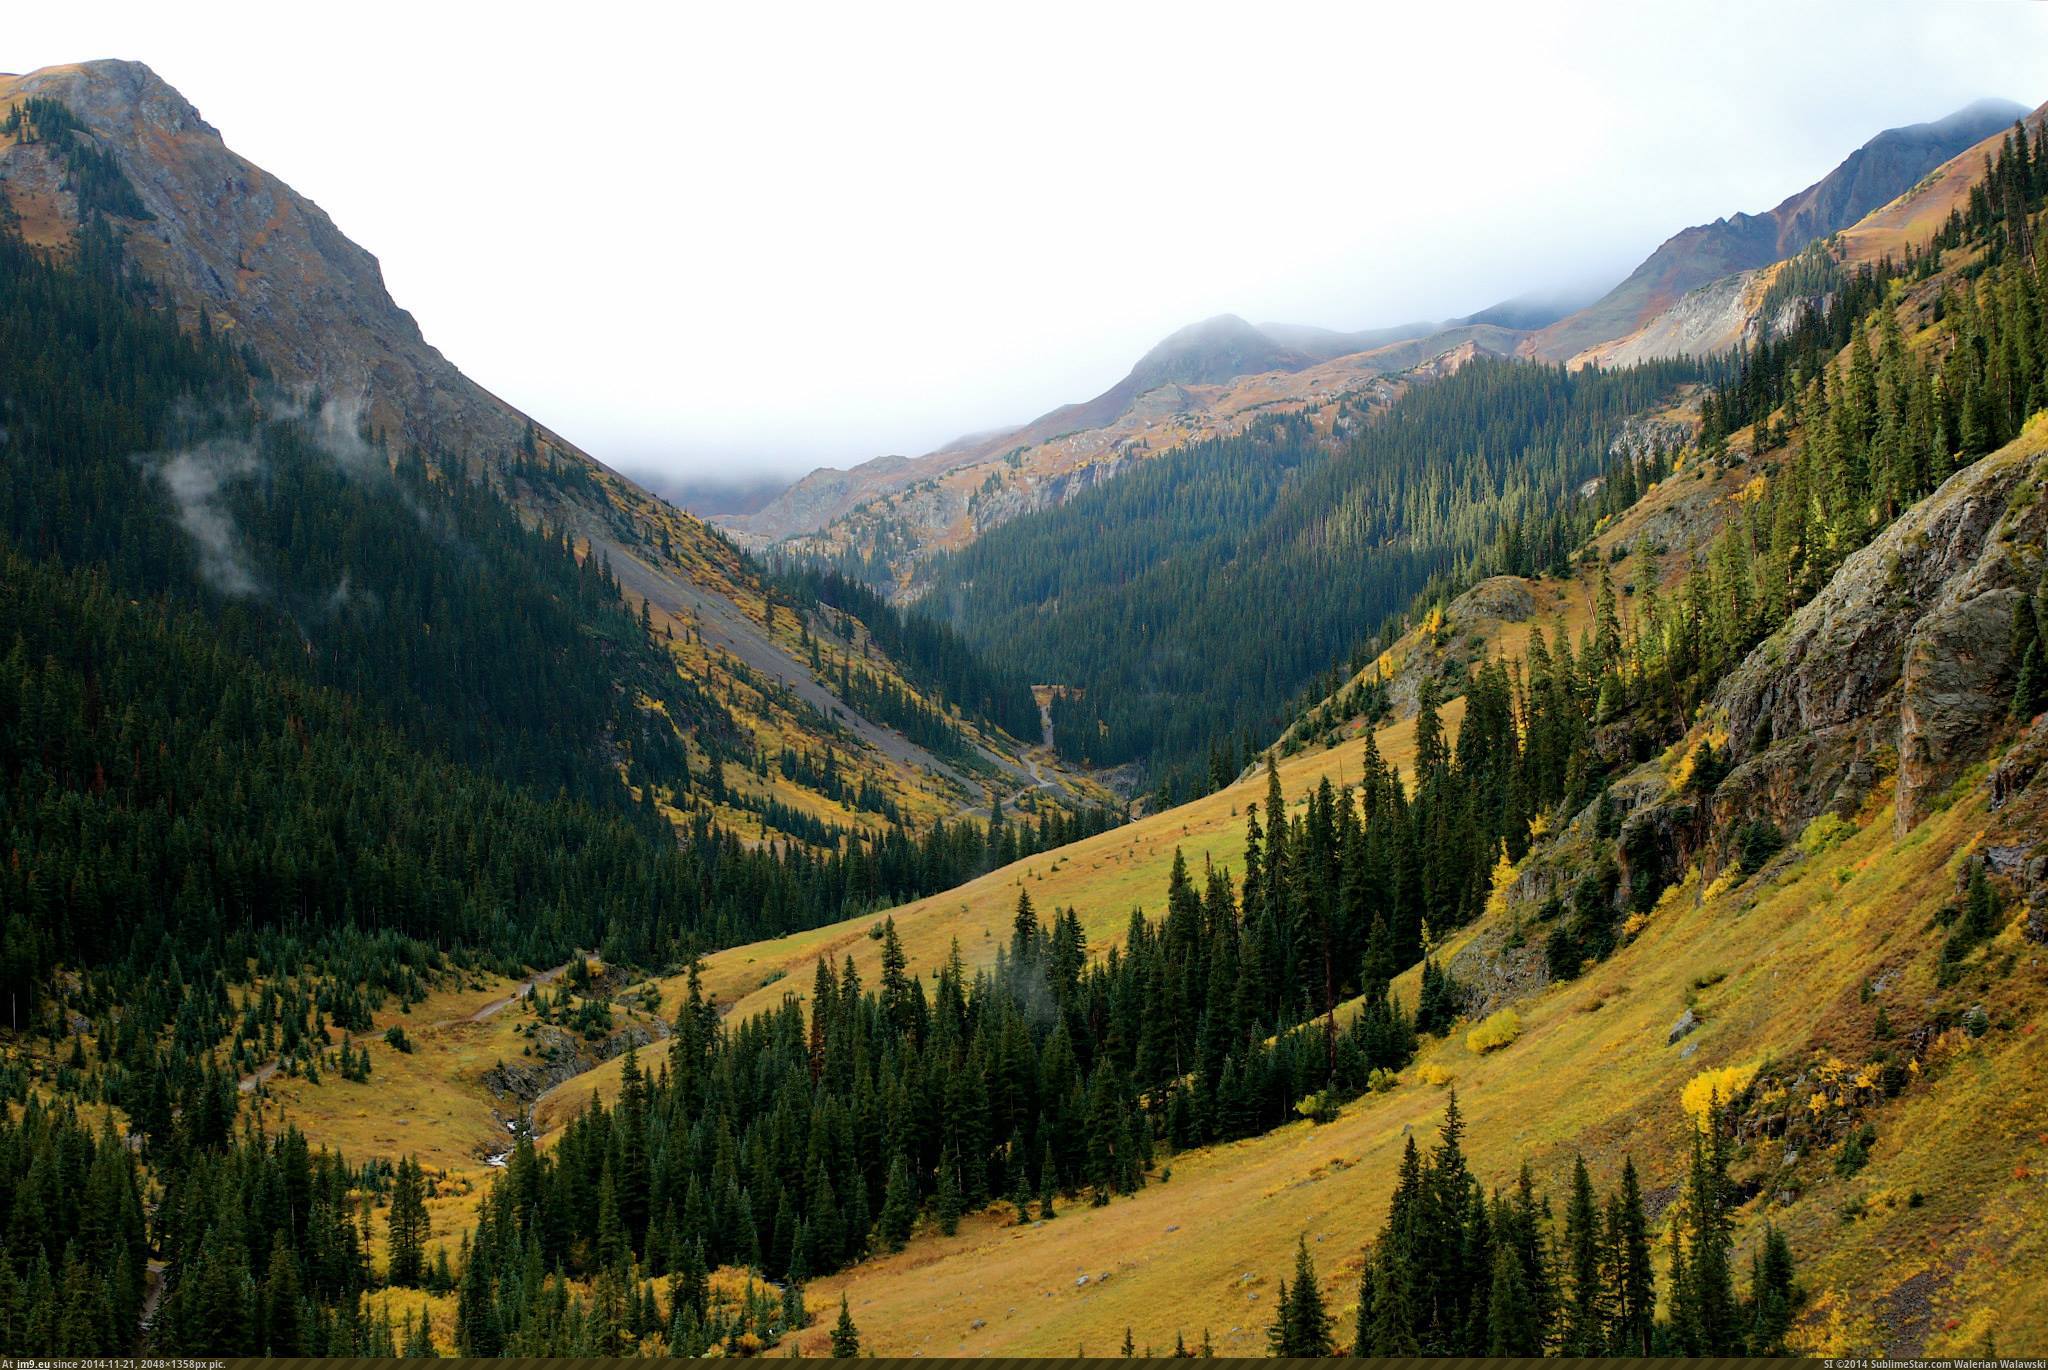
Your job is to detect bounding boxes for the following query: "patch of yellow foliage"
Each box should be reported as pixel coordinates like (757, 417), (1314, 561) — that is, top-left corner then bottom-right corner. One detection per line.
(1680, 1060), (1760, 1128)
(1799, 812), (1857, 855)
(1668, 725), (1730, 792)
(1791, 1288), (1883, 1357)
(1414, 1062), (1456, 1088)
(1482, 843), (1517, 919)
(1465, 1008), (1522, 1054)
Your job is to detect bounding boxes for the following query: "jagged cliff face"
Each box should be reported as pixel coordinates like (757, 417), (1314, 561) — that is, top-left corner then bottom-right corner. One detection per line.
(1568, 265), (1806, 369)
(1556, 422), (2048, 939)
(0, 60), (553, 467)
(1712, 423), (2045, 839)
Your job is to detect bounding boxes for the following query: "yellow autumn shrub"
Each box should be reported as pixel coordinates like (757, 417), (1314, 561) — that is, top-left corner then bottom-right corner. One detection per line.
(1680, 1060), (1760, 1128)
(1465, 1008), (1522, 1054)
(1483, 844), (1517, 919)
(1798, 812), (1855, 855)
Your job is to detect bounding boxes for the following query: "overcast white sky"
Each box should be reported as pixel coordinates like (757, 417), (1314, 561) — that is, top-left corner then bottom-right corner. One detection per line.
(9, 2), (2047, 479)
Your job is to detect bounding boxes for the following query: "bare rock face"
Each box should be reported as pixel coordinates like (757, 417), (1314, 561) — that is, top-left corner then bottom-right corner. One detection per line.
(1898, 584), (2027, 828)
(1712, 426), (2046, 837)
(1986, 713), (2048, 944)
(0, 59), (574, 470)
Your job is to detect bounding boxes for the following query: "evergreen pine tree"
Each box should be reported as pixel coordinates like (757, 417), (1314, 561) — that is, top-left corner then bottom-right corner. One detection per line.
(831, 1294), (861, 1356)
(1484, 1242), (1538, 1355)
(401, 1304), (438, 1357)
(936, 1154), (963, 1236)
(1608, 1157), (1655, 1356)
(388, 1156), (430, 1288)
(1746, 1223), (1798, 1356)
(877, 1151), (917, 1251)
(1038, 1140), (1059, 1220)
(1266, 1235), (1334, 1356)
(1561, 1153), (1608, 1354)
(261, 1245), (303, 1356)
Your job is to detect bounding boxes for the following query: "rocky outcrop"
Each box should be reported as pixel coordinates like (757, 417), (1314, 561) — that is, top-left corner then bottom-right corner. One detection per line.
(1378, 575), (1537, 719)
(480, 1019), (667, 1106)
(1571, 265), (1820, 371)
(970, 447), (1138, 536)
(1985, 713), (2048, 943)
(1712, 425), (2046, 838)
(1608, 415), (1694, 467)
(1576, 269), (1767, 369)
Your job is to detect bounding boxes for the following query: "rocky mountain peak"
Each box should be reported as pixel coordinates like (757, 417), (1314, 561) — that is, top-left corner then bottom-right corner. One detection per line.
(0, 59), (573, 475)
(5, 58), (216, 139)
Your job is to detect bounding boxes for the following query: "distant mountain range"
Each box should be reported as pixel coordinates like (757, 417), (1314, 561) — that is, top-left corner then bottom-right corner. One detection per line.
(718, 96), (2026, 572)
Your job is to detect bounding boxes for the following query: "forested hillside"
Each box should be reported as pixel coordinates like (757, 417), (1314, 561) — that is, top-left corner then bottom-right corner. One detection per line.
(925, 353), (1699, 797)
(0, 65), (1091, 848)
(0, 85), (1121, 1157)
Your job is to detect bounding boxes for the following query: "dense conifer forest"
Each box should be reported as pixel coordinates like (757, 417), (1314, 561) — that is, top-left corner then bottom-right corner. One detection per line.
(0, 842), (1422, 1354)
(773, 565), (1042, 744)
(922, 354), (1701, 798)
(0, 187), (1115, 1013)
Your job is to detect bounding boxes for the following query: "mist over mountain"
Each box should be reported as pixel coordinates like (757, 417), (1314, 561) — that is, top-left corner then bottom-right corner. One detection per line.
(627, 469), (798, 518)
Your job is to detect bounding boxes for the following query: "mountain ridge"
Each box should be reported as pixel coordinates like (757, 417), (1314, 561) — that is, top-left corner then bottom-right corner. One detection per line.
(0, 57), (1096, 838)
(1523, 96), (2028, 361)
(718, 99), (2029, 586)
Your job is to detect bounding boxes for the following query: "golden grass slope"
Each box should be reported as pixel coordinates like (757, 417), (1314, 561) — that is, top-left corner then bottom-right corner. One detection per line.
(798, 784), (2047, 1357)
(242, 959), (674, 1173)
(1839, 100), (2048, 269)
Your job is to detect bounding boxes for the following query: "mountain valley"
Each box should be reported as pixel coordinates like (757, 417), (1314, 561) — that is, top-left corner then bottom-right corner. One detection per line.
(1, 44), (2046, 1363)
